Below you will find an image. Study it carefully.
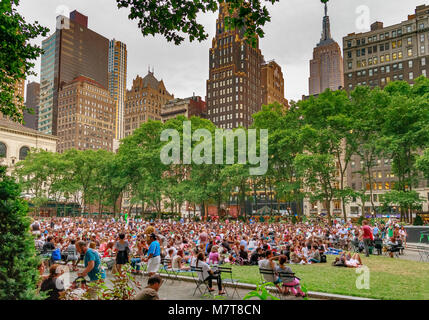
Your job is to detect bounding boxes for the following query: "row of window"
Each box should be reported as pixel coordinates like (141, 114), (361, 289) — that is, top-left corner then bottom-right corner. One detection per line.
(348, 70), (427, 89)
(0, 143), (30, 160)
(351, 58), (427, 78)
(346, 23), (427, 48)
(351, 171), (395, 180)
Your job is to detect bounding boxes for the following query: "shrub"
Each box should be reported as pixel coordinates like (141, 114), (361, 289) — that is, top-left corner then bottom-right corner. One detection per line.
(243, 282), (279, 300)
(0, 166), (42, 299)
(63, 264), (142, 300)
(414, 215), (424, 226)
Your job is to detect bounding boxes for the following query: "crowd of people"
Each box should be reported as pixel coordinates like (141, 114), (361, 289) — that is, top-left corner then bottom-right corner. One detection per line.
(31, 216), (408, 300)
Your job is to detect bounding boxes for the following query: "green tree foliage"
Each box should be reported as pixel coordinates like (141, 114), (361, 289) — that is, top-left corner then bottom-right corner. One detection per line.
(0, 0), (49, 122)
(116, 0), (279, 46)
(0, 166), (41, 299)
(413, 215), (423, 226)
(11, 77), (429, 223)
(380, 190), (424, 221)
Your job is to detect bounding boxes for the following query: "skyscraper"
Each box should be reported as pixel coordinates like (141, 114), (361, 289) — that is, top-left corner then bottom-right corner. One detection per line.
(24, 82), (40, 130)
(206, 4), (264, 129)
(309, 0), (344, 96)
(38, 34), (56, 134)
(124, 71), (174, 137)
(108, 39), (127, 140)
(39, 10), (109, 136)
(57, 76), (115, 153)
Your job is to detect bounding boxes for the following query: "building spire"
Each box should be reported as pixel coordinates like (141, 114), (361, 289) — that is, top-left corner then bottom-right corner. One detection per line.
(319, 0), (333, 45)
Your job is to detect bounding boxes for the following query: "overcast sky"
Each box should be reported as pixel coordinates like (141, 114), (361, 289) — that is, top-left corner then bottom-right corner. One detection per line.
(19, 0), (428, 102)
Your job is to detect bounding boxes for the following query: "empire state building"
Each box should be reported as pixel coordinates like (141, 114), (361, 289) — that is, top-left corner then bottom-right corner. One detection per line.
(309, 0), (344, 96)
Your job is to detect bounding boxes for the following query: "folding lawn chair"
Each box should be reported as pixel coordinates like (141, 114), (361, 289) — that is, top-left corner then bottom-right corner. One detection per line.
(218, 266), (240, 299)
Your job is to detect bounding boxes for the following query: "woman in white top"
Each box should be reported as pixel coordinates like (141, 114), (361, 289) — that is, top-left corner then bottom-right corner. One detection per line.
(344, 252), (363, 268)
(195, 252), (225, 295)
(172, 250), (190, 271)
(248, 238), (257, 252)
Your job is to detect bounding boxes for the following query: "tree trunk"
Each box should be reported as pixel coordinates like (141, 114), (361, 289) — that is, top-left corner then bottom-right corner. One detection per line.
(326, 201), (332, 226)
(367, 165), (376, 216)
(253, 180), (258, 216)
(193, 203), (196, 219)
(269, 181), (274, 216)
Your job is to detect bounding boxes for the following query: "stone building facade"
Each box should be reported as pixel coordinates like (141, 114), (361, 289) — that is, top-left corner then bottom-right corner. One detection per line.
(124, 71), (173, 137)
(56, 76), (115, 153)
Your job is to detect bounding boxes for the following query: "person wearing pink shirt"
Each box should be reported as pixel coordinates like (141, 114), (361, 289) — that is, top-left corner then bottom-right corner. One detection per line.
(361, 220), (374, 257)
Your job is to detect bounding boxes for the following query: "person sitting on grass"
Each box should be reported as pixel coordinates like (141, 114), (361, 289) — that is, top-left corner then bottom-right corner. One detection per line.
(308, 246), (321, 263)
(238, 245), (249, 265)
(250, 247), (263, 265)
(343, 252), (363, 268)
(276, 255), (306, 297)
(290, 246), (308, 264)
(208, 245), (220, 265)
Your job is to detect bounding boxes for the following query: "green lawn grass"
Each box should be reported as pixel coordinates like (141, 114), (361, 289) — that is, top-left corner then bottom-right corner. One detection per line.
(225, 255), (429, 300)
(161, 255), (429, 300)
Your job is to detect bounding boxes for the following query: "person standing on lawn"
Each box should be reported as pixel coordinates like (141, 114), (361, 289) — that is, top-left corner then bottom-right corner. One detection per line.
(361, 220), (373, 257)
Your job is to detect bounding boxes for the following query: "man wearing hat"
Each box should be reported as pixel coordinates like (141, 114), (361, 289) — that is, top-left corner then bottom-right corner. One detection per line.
(145, 233), (161, 277)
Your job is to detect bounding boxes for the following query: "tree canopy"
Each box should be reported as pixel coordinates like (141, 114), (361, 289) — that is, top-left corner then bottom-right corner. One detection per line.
(116, 0), (279, 46)
(0, 0), (49, 122)
(12, 77), (429, 224)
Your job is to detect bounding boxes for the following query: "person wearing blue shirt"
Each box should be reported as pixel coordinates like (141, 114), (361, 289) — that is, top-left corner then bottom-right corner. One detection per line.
(145, 234), (161, 276)
(373, 225), (379, 237)
(76, 241), (105, 282)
